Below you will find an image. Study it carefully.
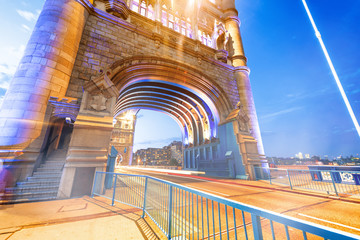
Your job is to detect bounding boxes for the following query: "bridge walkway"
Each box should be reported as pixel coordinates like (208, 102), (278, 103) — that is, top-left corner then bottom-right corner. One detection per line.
(0, 196), (160, 240)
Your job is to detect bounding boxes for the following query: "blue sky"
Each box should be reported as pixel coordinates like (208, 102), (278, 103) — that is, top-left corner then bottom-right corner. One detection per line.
(0, 0), (359, 158)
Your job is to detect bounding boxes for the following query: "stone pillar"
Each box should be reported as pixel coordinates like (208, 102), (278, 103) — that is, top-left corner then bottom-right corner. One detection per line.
(234, 67), (265, 155)
(58, 71), (119, 198)
(0, 0), (90, 154)
(222, 0), (265, 155)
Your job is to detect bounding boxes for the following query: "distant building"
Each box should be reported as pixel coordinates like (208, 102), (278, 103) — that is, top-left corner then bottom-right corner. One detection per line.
(295, 152), (304, 159)
(134, 140), (183, 166)
(168, 141), (183, 164)
(305, 154), (310, 159)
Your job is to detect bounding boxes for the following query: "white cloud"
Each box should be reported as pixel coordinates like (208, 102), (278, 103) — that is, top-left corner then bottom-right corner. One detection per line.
(0, 45), (25, 92)
(16, 9), (39, 22)
(21, 24), (31, 32)
(260, 107), (303, 120)
(0, 95), (4, 109)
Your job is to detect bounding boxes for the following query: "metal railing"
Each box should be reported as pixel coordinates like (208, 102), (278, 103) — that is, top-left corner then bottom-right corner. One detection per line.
(254, 167), (360, 196)
(91, 171), (359, 240)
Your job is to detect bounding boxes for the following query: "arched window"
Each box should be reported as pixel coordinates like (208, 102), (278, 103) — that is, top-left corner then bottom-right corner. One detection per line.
(161, 6), (167, 26)
(147, 5), (154, 20)
(198, 30), (212, 47)
(187, 19), (192, 38)
(160, 7), (193, 39)
(140, 1), (146, 16)
(174, 17), (180, 32)
(168, 14), (174, 29)
(131, 0), (139, 12)
(181, 20), (186, 35)
(131, 0), (157, 21)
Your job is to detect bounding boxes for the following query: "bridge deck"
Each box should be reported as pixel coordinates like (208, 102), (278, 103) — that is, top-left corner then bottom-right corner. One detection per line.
(0, 196), (153, 239)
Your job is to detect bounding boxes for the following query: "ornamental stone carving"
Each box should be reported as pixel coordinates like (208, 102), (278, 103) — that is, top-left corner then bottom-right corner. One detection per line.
(80, 68), (119, 116)
(89, 94), (107, 111)
(105, 0), (130, 20)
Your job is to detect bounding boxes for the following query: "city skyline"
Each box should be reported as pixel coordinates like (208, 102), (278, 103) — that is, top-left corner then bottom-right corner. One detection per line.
(0, 0), (359, 157)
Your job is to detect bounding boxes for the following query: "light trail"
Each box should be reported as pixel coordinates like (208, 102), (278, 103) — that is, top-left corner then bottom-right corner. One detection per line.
(301, 0), (360, 137)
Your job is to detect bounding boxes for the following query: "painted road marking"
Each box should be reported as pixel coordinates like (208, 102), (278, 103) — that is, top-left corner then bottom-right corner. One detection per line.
(298, 213), (360, 232)
(187, 185), (231, 197)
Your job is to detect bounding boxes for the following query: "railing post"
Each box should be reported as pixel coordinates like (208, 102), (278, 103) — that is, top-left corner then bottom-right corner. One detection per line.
(91, 171), (98, 198)
(287, 169), (293, 190)
(112, 174), (117, 206)
(268, 168), (272, 184)
(251, 214), (263, 240)
(141, 177), (148, 218)
(330, 171), (339, 196)
(167, 185), (173, 240)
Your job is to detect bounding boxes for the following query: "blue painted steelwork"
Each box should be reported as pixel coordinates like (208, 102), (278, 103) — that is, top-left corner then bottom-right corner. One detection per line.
(92, 172), (359, 239)
(185, 121), (247, 179)
(255, 167), (360, 197)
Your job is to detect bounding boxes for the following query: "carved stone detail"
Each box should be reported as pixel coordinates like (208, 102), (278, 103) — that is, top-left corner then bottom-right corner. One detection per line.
(89, 94), (107, 111)
(215, 49), (228, 63)
(80, 68), (119, 116)
(105, 0), (130, 20)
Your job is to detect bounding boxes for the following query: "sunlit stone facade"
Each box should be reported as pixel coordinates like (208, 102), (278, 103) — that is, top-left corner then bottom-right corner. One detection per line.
(0, 0), (266, 198)
(110, 110), (138, 166)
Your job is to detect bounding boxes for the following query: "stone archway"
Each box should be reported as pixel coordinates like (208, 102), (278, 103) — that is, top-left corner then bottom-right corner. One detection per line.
(57, 56), (265, 197)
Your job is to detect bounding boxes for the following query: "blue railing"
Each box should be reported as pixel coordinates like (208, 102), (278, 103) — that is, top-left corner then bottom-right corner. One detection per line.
(254, 167), (360, 197)
(91, 171), (359, 240)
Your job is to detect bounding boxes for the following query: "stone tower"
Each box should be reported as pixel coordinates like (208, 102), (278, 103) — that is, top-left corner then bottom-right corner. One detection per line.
(0, 0), (266, 199)
(109, 110), (138, 166)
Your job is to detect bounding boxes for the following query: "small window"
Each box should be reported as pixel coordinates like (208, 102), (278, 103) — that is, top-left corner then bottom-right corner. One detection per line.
(174, 17), (180, 32)
(162, 10), (167, 25)
(140, 1), (146, 16)
(148, 5), (154, 20)
(131, 0), (139, 12)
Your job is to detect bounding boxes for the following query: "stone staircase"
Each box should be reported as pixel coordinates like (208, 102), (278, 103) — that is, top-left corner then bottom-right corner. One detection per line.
(3, 149), (67, 203)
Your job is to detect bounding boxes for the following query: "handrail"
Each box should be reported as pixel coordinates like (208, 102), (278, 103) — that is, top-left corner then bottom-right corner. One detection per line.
(92, 171), (360, 240)
(255, 166), (360, 197)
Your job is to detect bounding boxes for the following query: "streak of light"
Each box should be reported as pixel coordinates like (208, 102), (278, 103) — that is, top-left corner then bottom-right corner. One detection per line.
(301, 0), (360, 137)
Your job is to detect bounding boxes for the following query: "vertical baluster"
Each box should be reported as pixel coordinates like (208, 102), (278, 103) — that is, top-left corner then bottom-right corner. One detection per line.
(241, 211), (248, 240)
(302, 231), (308, 240)
(167, 186), (173, 239)
(192, 193), (195, 240)
(285, 225), (290, 240)
(251, 214), (263, 240)
(112, 174), (117, 206)
(225, 205), (229, 240)
(218, 202), (222, 240)
(233, 207), (237, 240)
(206, 198), (210, 239)
(201, 196), (204, 240)
(270, 220), (275, 240)
(188, 191), (191, 239)
(182, 190), (185, 239)
(212, 200), (215, 240)
(330, 172), (338, 196)
(175, 188), (178, 238)
(197, 194), (199, 240)
(141, 177), (148, 218)
(287, 170), (293, 190)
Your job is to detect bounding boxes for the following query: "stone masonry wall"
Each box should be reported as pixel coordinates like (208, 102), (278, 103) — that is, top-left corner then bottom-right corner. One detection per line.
(66, 9), (241, 117)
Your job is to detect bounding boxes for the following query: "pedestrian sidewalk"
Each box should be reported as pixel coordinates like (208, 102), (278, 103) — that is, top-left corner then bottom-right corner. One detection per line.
(0, 196), (157, 240)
